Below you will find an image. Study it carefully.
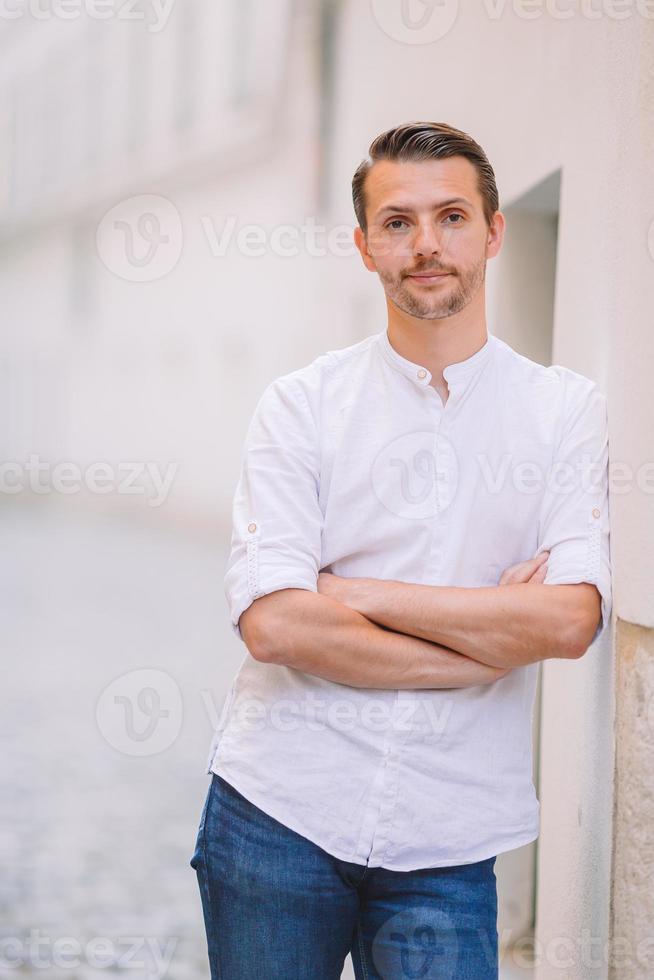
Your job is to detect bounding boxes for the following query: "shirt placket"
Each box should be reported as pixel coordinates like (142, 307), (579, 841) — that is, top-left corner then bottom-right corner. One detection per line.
(422, 384), (455, 581)
(365, 381), (454, 866)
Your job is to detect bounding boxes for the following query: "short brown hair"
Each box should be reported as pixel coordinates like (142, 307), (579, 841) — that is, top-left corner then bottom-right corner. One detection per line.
(352, 121), (499, 233)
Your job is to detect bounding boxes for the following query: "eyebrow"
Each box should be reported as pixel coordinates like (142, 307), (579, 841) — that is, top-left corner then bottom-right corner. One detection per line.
(374, 197), (474, 218)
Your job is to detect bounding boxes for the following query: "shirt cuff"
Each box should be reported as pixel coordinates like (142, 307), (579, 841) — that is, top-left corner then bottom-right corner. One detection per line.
(543, 548), (612, 645)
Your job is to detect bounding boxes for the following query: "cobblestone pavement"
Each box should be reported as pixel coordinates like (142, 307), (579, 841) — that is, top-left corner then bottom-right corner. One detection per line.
(1, 505), (237, 979)
(1, 504), (531, 979)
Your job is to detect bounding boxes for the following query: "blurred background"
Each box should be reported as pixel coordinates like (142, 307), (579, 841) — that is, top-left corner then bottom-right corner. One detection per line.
(2, 1), (653, 978)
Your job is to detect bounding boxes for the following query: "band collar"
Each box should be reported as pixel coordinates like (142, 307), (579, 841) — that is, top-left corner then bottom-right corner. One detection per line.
(377, 328), (495, 391)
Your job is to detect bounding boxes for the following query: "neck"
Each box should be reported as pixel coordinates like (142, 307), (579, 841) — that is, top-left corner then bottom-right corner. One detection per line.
(385, 292), (488, 391)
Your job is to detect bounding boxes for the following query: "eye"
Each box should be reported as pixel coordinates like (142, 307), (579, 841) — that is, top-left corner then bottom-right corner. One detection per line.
(385, 219), (409, 231)
(444, 213), (464, 224)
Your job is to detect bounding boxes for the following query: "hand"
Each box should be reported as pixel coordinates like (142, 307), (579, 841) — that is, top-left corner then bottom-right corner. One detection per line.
(498, 550), (549, 586)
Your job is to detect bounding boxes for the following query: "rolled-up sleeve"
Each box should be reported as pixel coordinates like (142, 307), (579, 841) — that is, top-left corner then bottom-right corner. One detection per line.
(224, 376), (323, 642)
(537, 378), (612, 644)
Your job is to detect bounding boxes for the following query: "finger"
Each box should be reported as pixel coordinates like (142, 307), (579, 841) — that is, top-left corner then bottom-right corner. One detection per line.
(499, 553), (549, 586)
(499, 568), (525, 586)
(528, 562), (548, 583)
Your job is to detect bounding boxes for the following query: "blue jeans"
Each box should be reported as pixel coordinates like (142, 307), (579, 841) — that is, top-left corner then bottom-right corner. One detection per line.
(190, 772), (498, 979)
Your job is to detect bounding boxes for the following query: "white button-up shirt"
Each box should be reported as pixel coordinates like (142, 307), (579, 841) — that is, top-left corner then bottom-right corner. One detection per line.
(206, 327), (612, 871)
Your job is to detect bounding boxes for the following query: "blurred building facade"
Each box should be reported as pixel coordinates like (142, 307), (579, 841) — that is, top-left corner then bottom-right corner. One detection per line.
(2, 2), (653, 978)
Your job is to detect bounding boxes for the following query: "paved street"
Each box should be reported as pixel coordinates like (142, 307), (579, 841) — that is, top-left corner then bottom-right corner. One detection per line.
(1, 503), (532, 978)
(1, 504), (237, 979)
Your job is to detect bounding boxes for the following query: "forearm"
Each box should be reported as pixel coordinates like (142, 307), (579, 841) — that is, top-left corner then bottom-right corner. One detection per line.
(241, 589), (510, 689)
(337, 579), (582, 668)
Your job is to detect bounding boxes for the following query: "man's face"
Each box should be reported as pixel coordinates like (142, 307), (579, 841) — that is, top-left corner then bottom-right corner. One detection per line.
(355, 156), (501, 320)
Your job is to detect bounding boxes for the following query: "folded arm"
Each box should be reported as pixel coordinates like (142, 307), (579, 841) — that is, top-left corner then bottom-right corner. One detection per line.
(317, 573), (602, 668)
(239, 588), (511, 689)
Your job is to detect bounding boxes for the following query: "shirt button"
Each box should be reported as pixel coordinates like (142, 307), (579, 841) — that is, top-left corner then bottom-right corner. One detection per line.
(592, 508), (600, 519)
(417, 369), (427, 379)
(247, 522), (257, 532)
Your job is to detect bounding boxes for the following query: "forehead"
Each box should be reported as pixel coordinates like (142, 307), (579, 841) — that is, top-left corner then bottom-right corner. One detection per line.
(365, 157), (481, 218)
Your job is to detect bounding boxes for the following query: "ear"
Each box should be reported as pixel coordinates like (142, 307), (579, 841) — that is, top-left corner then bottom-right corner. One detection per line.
(485, 210), (505, 261)
(354, 226), (377, 273)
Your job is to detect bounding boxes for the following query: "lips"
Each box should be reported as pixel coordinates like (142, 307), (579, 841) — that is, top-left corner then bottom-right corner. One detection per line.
(407, 272), (452, 282)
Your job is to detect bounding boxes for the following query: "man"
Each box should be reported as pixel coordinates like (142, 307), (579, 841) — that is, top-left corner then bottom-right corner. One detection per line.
(190, 121), (611, 979)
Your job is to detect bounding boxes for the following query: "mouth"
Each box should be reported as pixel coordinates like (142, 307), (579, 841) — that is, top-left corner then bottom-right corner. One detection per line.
(406, 272), (452, 285)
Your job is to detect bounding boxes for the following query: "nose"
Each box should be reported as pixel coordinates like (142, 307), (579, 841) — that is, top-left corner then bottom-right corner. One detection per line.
(413, 220), (442, 256)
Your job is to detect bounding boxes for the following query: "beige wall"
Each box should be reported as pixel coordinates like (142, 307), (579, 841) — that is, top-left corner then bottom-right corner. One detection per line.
(611, 623), (654, 980)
